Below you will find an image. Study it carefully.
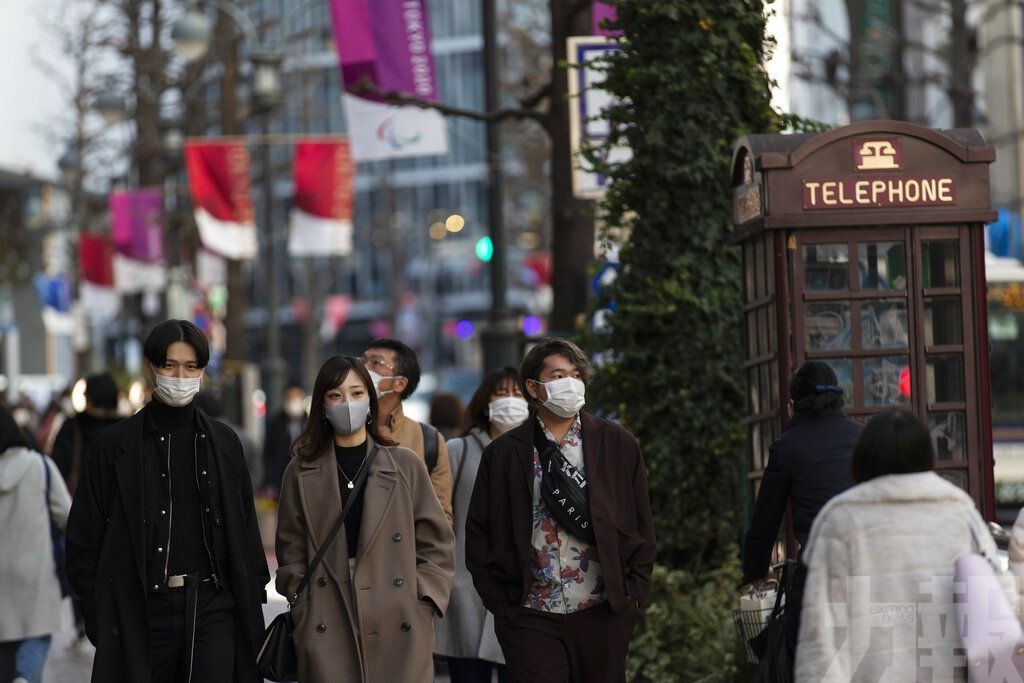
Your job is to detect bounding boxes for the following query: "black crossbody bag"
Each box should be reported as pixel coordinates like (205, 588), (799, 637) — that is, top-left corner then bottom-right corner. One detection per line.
(533, 421), (596, 544)
(257, 446), (379, 682)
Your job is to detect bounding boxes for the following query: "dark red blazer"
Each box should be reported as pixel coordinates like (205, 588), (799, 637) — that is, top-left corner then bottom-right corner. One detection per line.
(465, 412), (656, 619)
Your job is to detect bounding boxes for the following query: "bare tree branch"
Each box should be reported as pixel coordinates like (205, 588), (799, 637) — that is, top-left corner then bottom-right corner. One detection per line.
(353, 80), (552, 130)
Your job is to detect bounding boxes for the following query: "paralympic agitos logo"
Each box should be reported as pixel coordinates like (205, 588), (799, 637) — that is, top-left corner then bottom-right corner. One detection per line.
(376, 116), (424, 150)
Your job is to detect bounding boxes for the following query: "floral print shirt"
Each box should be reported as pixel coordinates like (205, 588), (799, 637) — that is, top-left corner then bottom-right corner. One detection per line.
(523, 415), (606, 613)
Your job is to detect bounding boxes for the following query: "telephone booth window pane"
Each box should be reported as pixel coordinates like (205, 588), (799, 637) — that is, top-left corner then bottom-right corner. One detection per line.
(803, 244), (849, 292)
(819, 358), (854, 398)
(861, 299), (909, 349)
(748, 368), (762, 415)
(927, 355), (965, 403)
(863, 356), (911, 407)
(924, 298), (963, 346)
(938, 469), (968, 493)
(858, 242), (907, 291)
(761, 421), (774, 465)
(806, 302), (852, 351)
(921, 240), (960, 288)
(751, 423), (763, 469)
(929, 411), (966, 461)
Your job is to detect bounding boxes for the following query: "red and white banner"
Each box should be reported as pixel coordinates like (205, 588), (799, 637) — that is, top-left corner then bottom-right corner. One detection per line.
(109, 189), (167, 294)
(184, 140), (257, 260)
(289, 139), (354, 256)
(78, 233), (120, 320)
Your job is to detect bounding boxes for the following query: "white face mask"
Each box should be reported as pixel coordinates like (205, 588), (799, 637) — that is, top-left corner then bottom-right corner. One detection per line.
(488, 396), (529, 434)
(284, 398), (306, 419)
(367, 369), (398, 398)
(153, 374), (202, 407)
(324, 400), (371, 436)
(537, 377), (586, 419)
(11, 408), (32, 428)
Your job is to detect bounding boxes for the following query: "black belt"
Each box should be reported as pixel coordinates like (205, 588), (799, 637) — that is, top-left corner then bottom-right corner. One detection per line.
(167, 568), (216, 590)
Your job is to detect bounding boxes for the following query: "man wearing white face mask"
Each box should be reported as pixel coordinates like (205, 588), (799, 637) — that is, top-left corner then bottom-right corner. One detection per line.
(362, 338), (454, 524)
(66, 319), (269, 683)
(466, 338), (656, 683)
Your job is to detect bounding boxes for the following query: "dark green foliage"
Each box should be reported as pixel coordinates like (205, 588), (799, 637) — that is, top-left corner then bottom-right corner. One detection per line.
(582, 0), (780, 569)
(627, 557), (749, 682)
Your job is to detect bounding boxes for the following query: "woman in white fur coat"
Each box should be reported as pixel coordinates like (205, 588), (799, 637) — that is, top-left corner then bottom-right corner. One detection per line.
(795, 410), (1006, 683)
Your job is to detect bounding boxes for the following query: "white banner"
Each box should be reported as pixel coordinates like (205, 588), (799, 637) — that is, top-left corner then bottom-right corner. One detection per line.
(113, 253), (168, 294)
(288, 209), (353, 256)
(194, 207), (258, 261)
(342, 93), (449, 162)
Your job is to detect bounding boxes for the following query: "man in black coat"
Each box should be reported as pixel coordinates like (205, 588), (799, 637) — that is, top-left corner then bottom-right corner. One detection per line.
(66, 320), (269, 683)
(466, 339), (656, 682)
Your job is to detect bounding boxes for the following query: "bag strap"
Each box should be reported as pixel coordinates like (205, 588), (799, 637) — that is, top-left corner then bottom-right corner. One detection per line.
(420, 423), (439, 473)
(532, 421), (588, 490)
(41, 453), (52, 514)
(292, 446), (379, 603)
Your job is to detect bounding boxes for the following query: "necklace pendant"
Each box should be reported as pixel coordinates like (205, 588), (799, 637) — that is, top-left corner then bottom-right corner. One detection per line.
(347, 481), (355, 490)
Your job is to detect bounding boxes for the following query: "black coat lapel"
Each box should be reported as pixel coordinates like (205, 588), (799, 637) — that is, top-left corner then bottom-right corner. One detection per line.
(114, 409), (148, 590)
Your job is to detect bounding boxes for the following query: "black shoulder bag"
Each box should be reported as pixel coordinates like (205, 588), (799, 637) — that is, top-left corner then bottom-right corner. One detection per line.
(257, 446), (379, 682)
(533, 421), (596, 544)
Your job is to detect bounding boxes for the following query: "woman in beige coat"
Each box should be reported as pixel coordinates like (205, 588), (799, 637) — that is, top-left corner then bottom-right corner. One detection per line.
(276, 356), (455, 683)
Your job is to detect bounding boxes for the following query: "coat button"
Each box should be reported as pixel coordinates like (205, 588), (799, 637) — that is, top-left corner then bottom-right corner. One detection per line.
(392, 533), (402, 542)
(317, 577), (327, 587)
(393, 578), (404, 587)
(401, 623), (411, 632)
(316, 623), (327, 633)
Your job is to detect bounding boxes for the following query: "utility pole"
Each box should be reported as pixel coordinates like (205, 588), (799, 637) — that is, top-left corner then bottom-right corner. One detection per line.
(480, 0), (524, 371)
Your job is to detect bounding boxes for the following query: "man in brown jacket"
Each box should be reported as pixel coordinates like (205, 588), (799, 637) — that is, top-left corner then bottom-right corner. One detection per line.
(362, 338), (454, 523)
(466, 338), (656, 682)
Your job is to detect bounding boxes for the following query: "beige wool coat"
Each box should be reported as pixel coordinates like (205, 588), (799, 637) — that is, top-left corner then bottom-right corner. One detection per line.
(276, 439), (455, 683)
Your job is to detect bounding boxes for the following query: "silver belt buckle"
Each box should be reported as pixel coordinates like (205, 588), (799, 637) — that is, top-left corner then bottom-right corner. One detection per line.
(168, 575), (185, 588)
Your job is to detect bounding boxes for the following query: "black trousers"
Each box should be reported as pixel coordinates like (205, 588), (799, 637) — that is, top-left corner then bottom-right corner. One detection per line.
(494, 601), (637, 683)
(447, 657), (510, 683)
(148, 581), (236, 683)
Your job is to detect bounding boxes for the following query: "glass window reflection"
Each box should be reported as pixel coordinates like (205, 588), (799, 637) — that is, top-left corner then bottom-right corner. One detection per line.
(859, 242), (907, 291)
(862, 299), (909, 349)
(863, 356), (911, 407)
(803, 244), (849, 292)
(806, 302), (852, 351)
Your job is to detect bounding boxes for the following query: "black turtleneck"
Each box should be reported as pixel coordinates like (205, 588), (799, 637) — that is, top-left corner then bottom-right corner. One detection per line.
(335, 441), (367, 558)
(148, 399), (206, 576)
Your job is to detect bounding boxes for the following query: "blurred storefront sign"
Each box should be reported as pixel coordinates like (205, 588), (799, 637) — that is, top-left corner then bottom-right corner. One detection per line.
(567, 36), (630, 199)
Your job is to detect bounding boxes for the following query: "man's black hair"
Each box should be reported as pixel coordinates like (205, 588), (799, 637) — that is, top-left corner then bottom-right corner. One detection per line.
(367, 338), (420, 400)
(0, 406), (29, 453)
(143, 319), (210, 368)
(84, 372), (119, 411)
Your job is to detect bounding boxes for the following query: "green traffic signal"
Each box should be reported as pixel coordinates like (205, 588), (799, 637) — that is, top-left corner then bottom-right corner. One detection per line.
(475, 236), (494, 262)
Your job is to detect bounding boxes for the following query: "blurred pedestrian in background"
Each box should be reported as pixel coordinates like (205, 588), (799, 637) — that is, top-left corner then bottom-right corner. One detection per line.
(66, 319), (269, 683)
(363, 338), (454, 523)
(0, 405), (72, 683)
(435, 367), (528, 683)
(741, 361), (861, 663)
(35, 387), (74, 456)
(430, 392), (464, 441)
(9, 397), (41, 452)
(795, 410), (1007, 682)
(50, 372), (122, 646)
(262, 383), (307, 497)
(195, 390), (262, 493)
(275, 356), (454, 682)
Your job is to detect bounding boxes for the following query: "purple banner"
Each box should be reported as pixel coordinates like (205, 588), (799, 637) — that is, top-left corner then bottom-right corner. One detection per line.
(329, 0), (439, 102)
(592, 1), (619, 36)
(110, 189), (164, 263)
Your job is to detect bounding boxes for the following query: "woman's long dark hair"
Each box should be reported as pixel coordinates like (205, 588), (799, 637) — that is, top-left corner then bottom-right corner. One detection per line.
(851, 410), (934, 483)
(789, 361), (846, 417)
(294, 356), (396, 460)
(462, 367), (526, 436)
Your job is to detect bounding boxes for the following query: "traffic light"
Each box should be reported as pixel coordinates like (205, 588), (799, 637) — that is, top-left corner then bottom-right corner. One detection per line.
(475, 236), (493, 262)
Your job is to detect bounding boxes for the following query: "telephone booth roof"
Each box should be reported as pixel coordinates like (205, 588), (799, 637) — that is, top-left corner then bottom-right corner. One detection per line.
(730, 120), (996, 240)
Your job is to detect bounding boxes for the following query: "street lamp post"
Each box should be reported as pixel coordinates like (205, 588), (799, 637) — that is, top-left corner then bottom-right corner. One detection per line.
(480, 0), (524, 371)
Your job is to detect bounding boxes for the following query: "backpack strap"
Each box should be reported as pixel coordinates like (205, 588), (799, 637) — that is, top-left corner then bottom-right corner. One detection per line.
(420, 422), (439, 473)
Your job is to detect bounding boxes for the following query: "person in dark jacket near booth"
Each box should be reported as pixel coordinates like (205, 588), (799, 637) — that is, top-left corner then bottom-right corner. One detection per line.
(742, 361), (862, 584)
(65, 319), (269, 683)
(466, 339), (656, 683)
